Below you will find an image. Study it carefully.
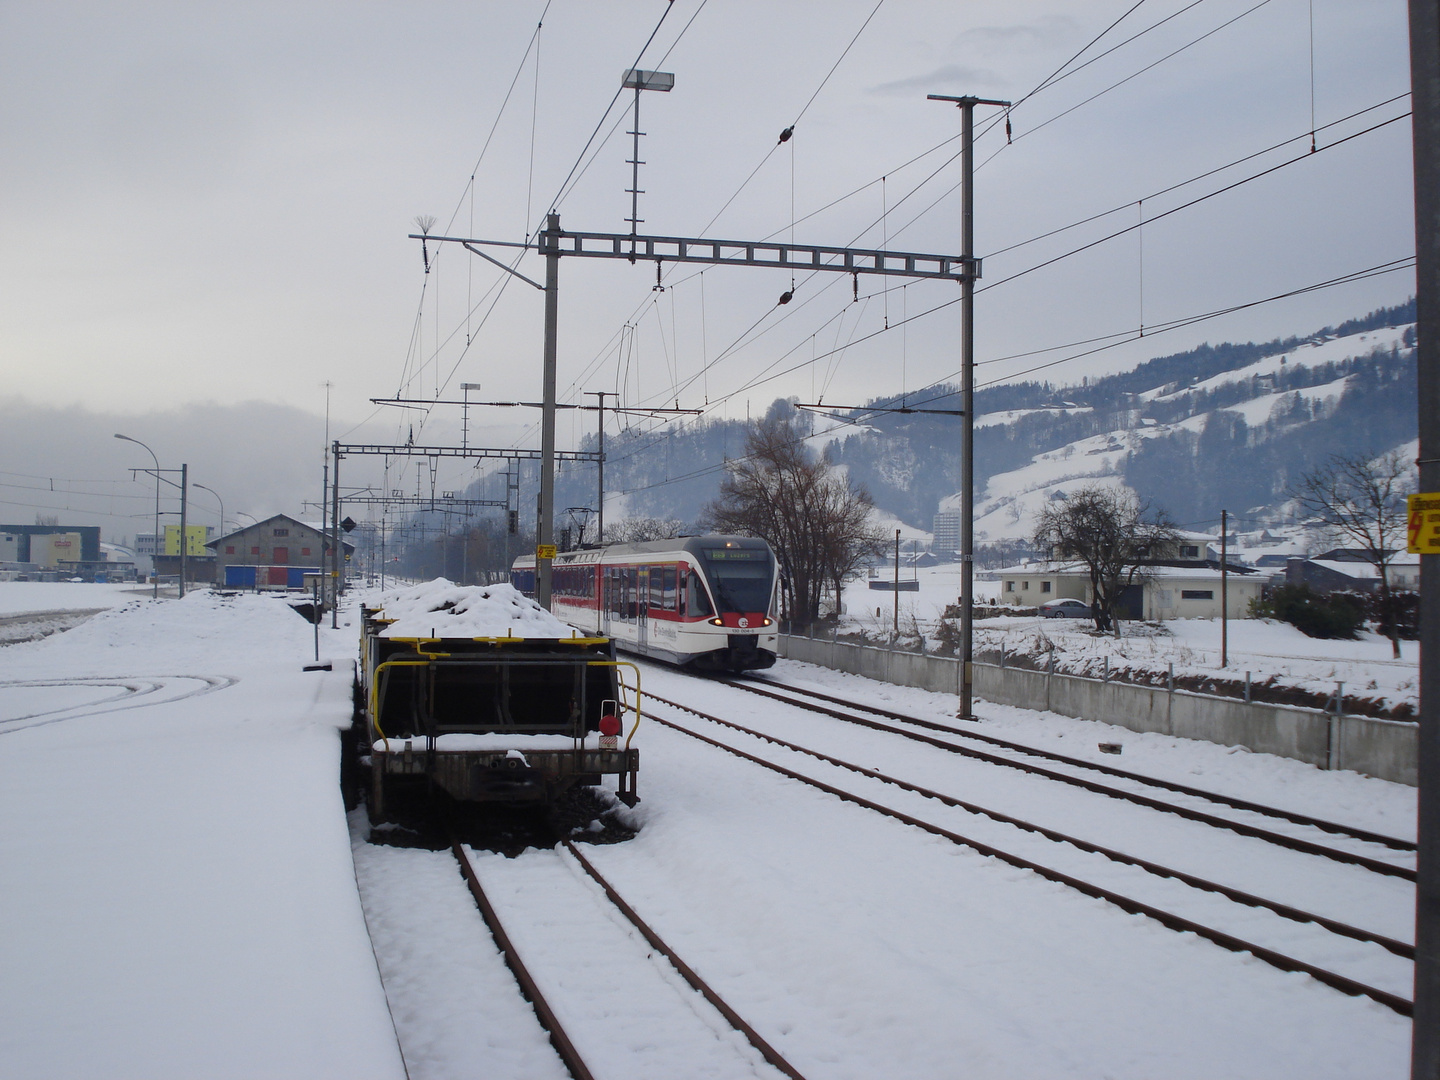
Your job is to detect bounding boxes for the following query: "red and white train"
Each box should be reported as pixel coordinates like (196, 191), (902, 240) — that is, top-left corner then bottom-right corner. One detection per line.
(512, 535), (779, 671)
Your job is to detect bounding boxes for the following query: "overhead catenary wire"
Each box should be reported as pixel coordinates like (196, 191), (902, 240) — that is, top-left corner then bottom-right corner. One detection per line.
(599, 253), (1414, 479)
(592, 0), (1307, 421)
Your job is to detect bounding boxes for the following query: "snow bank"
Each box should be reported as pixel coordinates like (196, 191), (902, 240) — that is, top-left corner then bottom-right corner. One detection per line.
(370, 579), (579, 639)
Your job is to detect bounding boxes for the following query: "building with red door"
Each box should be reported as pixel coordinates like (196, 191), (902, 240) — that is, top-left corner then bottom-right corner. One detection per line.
(205, 514), (352, 587)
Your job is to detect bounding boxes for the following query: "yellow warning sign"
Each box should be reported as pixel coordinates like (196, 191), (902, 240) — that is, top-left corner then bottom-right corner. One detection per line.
(536, 544), (557, 560)
(1408, 493), (1440, 554)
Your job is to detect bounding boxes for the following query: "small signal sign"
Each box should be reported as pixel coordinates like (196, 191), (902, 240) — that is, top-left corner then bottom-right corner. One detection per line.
(536, 544), (557, 560)
(1408, 493), (1440, 554)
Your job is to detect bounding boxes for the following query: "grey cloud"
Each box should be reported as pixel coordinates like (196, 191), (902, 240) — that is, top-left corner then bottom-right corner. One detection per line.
(869, 63), (998, 98)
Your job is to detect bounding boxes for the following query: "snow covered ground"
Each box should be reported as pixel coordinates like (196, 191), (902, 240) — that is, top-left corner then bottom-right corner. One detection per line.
(0, 590), (405, 1079)
(0, 582), (1417, 1077)
(0, 580), (150, 615)
(841, 563), (1420, 714)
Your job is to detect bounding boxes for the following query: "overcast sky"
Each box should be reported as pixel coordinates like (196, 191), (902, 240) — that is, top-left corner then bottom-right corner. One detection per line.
(0, 0), (1416, 538)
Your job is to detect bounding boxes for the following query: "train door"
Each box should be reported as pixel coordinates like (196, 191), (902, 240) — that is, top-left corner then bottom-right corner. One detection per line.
(637, 565), (650, 649)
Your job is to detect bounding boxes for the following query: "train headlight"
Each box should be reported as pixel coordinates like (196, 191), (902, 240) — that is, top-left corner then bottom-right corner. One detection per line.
(710, 617), (724, 626)
(761, 618), (772, 626)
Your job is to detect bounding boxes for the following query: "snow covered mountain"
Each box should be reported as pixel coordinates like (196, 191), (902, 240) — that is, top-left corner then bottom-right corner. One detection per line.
(836, 299), (1417, 542)
(479, 300), (1418, 548)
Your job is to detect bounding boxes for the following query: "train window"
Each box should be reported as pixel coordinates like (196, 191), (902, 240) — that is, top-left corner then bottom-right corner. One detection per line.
(649, 565), (664, 608)
(661, 566), (677, 611)
(683, 569), (713, 617)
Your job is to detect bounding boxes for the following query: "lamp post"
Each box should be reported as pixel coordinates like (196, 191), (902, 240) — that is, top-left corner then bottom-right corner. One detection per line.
(193, 483), (224, 586)
(114, 433), (160, 599)
(192, 482), (225, 536)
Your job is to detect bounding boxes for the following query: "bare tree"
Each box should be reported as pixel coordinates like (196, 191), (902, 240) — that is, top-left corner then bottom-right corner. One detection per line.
(603, 517), (688, 544)
(1290, 449), (1413, 658)
(1033, 484), (1179, 633)
(700, 414), (881, 627)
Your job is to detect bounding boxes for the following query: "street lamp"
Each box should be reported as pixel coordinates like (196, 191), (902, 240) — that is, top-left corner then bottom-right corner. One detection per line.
(114, 433), (159, 599)
(192, 482), (225, 536)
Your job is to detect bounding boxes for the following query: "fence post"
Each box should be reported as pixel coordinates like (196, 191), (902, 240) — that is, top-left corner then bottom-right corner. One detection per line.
(1244, 671), (1251, 704)
(1103, 656), (1110, 683)
(1000, 643), (1006, 670)
(1327, 681), (1345, 772)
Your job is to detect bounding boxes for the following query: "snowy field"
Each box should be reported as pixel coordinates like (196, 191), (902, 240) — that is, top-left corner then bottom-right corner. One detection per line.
(0, 584), (1416, 1077)
(0, 580), (151, 615)
(842, 563), (1420, 714)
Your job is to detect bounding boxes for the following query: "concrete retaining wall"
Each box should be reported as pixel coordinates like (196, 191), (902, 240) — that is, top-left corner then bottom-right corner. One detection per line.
(777, 634), (1417, 786)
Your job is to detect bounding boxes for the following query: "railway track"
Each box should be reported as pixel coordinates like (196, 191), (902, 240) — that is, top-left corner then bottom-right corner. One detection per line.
(448, 832), (807, 1080)
(644, 689), (1414, 1017)
(717, 675), (1416, 877)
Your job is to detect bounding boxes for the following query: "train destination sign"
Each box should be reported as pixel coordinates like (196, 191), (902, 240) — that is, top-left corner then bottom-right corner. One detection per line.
(704, 549), (765, 560)
(1408, 493), (1440, 554)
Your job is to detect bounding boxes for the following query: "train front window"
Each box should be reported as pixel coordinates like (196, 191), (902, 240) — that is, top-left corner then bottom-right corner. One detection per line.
(701, 548), (774, 614)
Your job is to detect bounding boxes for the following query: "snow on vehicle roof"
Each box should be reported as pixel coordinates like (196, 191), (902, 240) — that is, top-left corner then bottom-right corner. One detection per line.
(371, 579), (582, 639)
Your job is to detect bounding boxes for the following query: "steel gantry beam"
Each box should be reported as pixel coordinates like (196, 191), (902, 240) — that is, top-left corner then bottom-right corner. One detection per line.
(334, 443), (601, 463)
(419, 229), (977, 282)
(415, 218), (979, 610)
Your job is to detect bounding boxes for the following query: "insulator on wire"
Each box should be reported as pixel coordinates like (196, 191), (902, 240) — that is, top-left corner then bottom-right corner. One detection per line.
(778, 125), (794, 144)
(777, 290), (793, 305)
(1005, 112), (1012, 144)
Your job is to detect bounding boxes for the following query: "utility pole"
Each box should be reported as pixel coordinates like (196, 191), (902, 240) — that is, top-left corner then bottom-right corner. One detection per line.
(1220, 509), (1229, 669)
(332, 440), (341, 628)
(588, 390), (608, 543)
(1409, 1), (1440, 1074)
(538, 212), (561, 608)
(178, 464), (188, 599)
(929, 93), (1010, 720)
(893, 528), (901, 641)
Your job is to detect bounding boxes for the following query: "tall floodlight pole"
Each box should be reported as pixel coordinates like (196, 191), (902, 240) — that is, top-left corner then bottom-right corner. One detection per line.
(929, 93), (1010, 720)
(1410, 2), (1440, 1074)
(114, 433), (160, 599)
(623, 69), (675, 246)
(461, 382), (482, 448)
(538, 212), (561, 608)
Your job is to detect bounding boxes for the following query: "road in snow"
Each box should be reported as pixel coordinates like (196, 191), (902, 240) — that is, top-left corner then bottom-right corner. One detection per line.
(0, 583), (1416, 1077)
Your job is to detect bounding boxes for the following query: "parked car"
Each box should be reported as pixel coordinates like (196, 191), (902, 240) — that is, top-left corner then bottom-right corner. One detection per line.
(1039, 598), (1092, 619)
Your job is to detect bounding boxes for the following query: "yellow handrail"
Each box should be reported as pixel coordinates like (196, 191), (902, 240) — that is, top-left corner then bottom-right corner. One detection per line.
(366, 658), (434, 751)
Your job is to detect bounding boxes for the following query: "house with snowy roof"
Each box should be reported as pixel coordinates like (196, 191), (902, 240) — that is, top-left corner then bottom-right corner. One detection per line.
(994, 559), (1261, 621)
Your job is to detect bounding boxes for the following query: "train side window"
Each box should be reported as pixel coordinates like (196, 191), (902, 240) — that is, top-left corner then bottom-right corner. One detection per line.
(683, 569), (713, 617)
(649, 565), (665, 609)
(661, 565), (677, 611)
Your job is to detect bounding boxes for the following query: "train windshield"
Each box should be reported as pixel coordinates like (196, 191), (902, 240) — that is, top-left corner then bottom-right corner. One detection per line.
(700, 547), (774, 614)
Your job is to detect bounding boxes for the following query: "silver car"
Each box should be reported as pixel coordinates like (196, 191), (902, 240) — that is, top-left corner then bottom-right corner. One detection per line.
(1039, 598), (1092, 619)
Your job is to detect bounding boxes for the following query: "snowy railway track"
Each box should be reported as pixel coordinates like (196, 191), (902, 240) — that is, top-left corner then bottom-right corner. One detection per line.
(718, 676), (1416, 877)
(449, 834), (807, 1080)
(645, 691), (1414, 1017)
